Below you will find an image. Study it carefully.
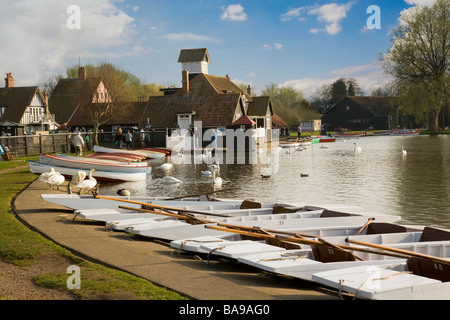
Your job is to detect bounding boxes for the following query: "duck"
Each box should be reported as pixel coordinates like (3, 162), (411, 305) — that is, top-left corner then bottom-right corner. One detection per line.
(401, 146), (407, 156)
(300, 173), (309, 177)
(117, 188), (131, 196)
(201, 170), (213, 176)
(46, 172), (65, 190)
(74, 169), (97, 194)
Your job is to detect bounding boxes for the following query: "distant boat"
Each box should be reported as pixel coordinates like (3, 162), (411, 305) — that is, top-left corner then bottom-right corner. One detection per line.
(29, 161), (147, 182)
(310, 135), (336, 143)
(389, 129), (421, 136)
(332, 132), (365, 138)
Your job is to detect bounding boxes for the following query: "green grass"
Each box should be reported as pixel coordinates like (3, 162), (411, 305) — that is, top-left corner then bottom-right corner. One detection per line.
(0, 156), (187, 300)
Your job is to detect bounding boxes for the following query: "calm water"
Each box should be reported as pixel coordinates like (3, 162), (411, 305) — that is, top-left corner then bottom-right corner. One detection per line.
(101, 135), (450, 229)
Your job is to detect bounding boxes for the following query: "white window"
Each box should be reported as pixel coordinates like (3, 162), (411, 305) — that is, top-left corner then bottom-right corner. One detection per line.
(0, 107), (6, 117)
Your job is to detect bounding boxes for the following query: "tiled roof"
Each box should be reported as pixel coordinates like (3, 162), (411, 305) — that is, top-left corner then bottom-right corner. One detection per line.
(272, 114), (288, 127)
(140, 73), (244, 129)
(233, 115), (256, 125)
(49, 78), (103, 124)
(0, 86), (42, 123)
(247, 96), (273, 117)
(178, 48), (211, 63)
(346, 96), (397, 116)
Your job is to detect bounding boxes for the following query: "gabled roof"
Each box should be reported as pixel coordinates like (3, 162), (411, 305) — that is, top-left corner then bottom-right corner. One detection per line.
(49, 78), (103, 124)
(178, 48), (211, 63)
(0, 86), (44, 123)
(233, 115), (256, 125)
(140, 73), (244, 129)
(247, 96), (274, 117)
(346, 96), (397, 116)
(272, 114), (288, 127)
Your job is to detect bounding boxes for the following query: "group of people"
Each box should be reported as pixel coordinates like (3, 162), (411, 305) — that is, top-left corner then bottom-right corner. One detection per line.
(114, 127), (133, 150)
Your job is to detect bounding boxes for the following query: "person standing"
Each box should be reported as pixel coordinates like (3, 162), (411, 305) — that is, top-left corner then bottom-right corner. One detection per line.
(125, 130), (133, 150)
(72, 132), (85, 156)
(115, 127), (123, 149)
(297, 124), (302, 139)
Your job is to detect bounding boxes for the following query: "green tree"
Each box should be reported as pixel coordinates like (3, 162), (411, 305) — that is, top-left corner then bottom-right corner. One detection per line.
(381, 0), (450, 130)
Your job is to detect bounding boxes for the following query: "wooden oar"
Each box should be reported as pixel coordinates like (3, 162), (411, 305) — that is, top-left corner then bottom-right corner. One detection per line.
(345, 238), (450, 264)
(205, 225), (410, 260)
(355, 217), (375, 235)
(118, 206), (211, 224)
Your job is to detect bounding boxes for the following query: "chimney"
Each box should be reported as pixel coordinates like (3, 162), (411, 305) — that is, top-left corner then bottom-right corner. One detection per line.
(78, 67), (86, 80)
(5, 73), (14, 88)
(182, 69), (189, 97)
(247, 85), (253, 97)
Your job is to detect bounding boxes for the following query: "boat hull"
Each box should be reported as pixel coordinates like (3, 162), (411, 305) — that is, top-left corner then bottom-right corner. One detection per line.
(93, 145), (165, 160)
(39, 154), (151, 173)
(29, 161), (148, 182)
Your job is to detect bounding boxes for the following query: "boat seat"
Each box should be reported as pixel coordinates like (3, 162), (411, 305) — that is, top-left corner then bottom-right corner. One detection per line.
(365, 223), (408, 235)
(311, 244), (357, 263)
(407, 257), (450, 282)
(240, 200), (262, 209)
(272, 205), (305, 214)
(320, 209), (358, 218)
(419, 226), (450, 242)
(265, 238), (302, 250)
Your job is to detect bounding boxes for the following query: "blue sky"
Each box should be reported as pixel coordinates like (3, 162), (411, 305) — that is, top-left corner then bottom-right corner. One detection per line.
(0, 0), (437, 98)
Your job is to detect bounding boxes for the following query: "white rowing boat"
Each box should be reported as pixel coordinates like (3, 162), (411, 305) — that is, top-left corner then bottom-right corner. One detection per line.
(93, 145), (165, 160)
(39, 154), (152, 174)
(30, 161), (148, 182)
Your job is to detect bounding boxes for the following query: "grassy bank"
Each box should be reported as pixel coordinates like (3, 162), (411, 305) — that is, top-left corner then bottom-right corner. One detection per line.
(0, 156), (187, 300)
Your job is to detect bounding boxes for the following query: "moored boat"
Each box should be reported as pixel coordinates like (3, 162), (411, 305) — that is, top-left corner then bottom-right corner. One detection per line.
(93, 145), (165, 160)
(39, 154), (152, 173)
(29, 161), (148, 182)
(389, 129), (421, 136)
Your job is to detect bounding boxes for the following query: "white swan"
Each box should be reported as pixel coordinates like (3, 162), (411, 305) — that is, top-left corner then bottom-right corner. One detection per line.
(401, 146), (407, 156)
(354, 143), (362, 153)
(212, 170), (222, 185)
(46, 172), (65, 190)
(70, 171), (86, 185)
(161, 176), (183, 184)
(159, 163), (173, 170)
(38, 167), (57, 182)
(74, 169), (97, 194)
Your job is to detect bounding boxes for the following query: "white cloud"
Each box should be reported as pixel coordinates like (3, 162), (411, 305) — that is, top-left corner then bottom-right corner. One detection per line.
(0, 0), (135, 86)
(246, 72), (256, 78)
(404, 0), (436, 6)
(262, 43), (283, 50)
(281, 2), (353, 35)
(221, 4), (248, 21)
(162, 32), (214, 42)
(307, 2), (353, 35)
(280, 7), (305, 22)
(280, 61), (391, 98)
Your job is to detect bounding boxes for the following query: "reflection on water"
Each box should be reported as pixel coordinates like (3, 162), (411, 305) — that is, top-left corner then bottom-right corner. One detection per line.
(100, 135), (450, 229)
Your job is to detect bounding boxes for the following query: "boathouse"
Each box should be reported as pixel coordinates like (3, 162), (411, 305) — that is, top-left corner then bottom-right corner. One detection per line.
(321, 96), (398, 131)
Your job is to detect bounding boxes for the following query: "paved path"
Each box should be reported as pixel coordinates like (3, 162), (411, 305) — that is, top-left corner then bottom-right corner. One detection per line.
(12, 180), (338, 300)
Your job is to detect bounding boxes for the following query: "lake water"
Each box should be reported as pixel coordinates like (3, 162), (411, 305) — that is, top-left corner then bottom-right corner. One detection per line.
(101, 134), (450, 229)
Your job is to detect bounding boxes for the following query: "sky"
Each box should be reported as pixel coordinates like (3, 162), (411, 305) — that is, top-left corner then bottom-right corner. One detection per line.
(0, 0), (438, 98)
